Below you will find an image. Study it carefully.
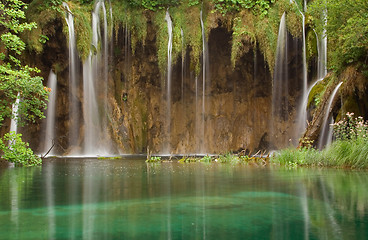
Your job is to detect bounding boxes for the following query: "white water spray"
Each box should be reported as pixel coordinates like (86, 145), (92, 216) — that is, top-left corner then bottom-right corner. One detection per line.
(165, 10), (173, 153)
(43, 70), (57, 155)
(62, 2), (79, 148)
(199, 10), (209, 153)
(82, 0), (110, 155)
(296, 11), (308, 140)
(318, 82), (343, 149)
(272, 13), (288, 128)
(10, 94), (20, 134)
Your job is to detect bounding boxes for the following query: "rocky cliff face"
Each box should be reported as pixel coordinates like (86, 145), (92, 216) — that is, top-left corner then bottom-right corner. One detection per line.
(20, 12), (306, 155)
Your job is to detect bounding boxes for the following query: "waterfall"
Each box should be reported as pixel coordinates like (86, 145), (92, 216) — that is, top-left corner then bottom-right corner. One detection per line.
(318, 82), (343, 149)
(165, 10), (173, 154)
(62, 2), (80, 149)
(181, 28), (184, 103)
(316, 9), (328, 80)
(272, 13), (288, 126)
(318, 30), (328, 79)
(200, 10), (209, 153)
(296, 11), (308, 140)
(10, 93), (20, 134)
(43, 71), (57, 155)
(82, 0), (110, 155)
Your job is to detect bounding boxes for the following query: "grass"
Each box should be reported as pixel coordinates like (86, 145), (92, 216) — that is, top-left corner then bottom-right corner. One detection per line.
(272, 138), (368, 169)
(178, 153), (269, 166)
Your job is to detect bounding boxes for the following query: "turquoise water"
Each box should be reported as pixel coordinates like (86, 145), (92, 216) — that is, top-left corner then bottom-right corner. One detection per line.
(1, 158), (368, 239)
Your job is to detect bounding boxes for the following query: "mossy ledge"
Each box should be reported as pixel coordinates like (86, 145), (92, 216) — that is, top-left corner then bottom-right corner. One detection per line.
(23, 0), (302, 74)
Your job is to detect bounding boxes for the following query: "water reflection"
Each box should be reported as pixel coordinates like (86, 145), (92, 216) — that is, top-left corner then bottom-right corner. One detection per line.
(0, 160), (368, 239)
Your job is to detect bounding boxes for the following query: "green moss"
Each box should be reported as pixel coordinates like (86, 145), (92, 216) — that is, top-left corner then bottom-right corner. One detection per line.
(24, 1), (62, 54)
(67, 2), (93, 60)
(231, 12), (256, 68)
(112, 1), (147, 55)
(339, 96), (361, 120)
(306, 28), (317, 62)
(154, 10), (168, 74)
(307, 80), (327, 108)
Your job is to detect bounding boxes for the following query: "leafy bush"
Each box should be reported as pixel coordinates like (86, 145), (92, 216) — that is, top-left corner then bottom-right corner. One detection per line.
(332, 112), (368, 141)
(0, 132), (42, 167)
(309, 0), (368, 74)
(127, 0), (179, 11)
(273, 113), (368, 169)
(211, 0), (276, 16)
(146, 156), (162, 162)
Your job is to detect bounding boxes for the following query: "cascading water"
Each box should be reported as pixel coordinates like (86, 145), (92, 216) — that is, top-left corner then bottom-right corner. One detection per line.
(199, 10), (209, 153)
(181, 28), (184, 103)
(318, 29), (328, 79)
(43, 71), (57, 155)
(272, 13), (288, 129)
(296, 10), (308, 140)
(9, 94), (20, 134)
(62, 2), (79, 149)
(82, 0), (110, 155)
(318, 82), (343, 149)
(165, 10), (173, 154)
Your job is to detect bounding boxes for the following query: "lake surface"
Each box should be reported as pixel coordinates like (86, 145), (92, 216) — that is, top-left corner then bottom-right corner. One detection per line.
(0, 158), (368, 239)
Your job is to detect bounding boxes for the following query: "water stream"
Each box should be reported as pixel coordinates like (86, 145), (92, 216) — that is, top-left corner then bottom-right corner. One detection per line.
(272, 12), (288, 131)
(318, 82), (343, 149)
(9, 94), (20, 135)
(199, 10), (209, 153)
(165, 10), (173, 154)
(62, 2), (79, 148)
(296, 11), (308, 140)
(82, 0), (110, 155)
(43, 71), (57, 155)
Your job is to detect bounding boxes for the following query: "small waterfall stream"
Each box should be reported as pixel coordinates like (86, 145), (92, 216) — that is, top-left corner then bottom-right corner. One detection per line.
(296, 10), (308, 140)
(181, 28), (184, 103)
(10, 94), (20, 134)
(165, 10), (173, 153)
(82, 0), (110, 155)
(272, 13), (288, 130)
(287, 0), (309, 143)
(62, 2), (79, 148)
(199, 10), (209, 153)
(43, 71), (57, 155)
(318, 82), (343, 149)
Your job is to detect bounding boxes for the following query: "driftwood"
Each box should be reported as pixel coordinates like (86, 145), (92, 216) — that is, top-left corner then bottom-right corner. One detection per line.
(41, 139), (55, 159)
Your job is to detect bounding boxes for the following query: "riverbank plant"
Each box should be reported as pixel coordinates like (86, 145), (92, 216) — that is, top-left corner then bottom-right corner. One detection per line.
(178, 153), (269, 165)
(146, 156), (162, 162)
(272, 113), (368, 169)
(0, 0), (47, 166)
(0, 132), (42, 167)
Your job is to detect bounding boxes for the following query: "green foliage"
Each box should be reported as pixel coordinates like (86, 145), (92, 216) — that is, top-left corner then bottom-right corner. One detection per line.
(307, 79), (328, 108)
(65, 2), (93, 60)
(0, 132), (42, 167)
(332, 112), (368, 141)
(0, 0), (48, 127)
(127, 0), (179, 11)
(273, 113), (368, 169)
(200, 155), (212, 162)
(146, 156), (162, 162)
(42, 0), (63, 12)
(211, 0), (276, 16)
(308, 0), (368, 73)
(0, 0), (47, 166)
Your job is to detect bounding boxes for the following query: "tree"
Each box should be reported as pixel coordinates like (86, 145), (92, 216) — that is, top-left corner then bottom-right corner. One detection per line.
(0, 0), (48, 166)
(309, 0), (368, 74)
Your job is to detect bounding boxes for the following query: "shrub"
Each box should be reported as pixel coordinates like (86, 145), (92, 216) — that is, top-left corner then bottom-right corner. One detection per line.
(0, 132), (42, 167)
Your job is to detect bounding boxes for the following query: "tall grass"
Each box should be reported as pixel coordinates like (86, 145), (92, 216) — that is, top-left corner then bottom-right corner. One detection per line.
(272, 113), (368, 169)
